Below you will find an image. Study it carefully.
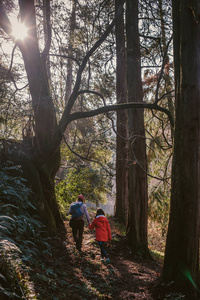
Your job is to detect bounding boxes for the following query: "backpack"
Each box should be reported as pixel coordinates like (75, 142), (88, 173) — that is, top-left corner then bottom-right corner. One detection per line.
(71, 202), (84, 218)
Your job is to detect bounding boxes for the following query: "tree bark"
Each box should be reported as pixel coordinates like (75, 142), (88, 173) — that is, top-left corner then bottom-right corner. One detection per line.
(115, 0), (129, 224)
(65, 0), (76, 105)
(162, 0), (200, 290)
(126, 0), (150, 257)
(18, 0), (62, 234)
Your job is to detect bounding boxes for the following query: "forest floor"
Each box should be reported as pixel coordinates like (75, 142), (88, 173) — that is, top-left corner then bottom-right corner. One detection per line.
(28, 211), (188, 300)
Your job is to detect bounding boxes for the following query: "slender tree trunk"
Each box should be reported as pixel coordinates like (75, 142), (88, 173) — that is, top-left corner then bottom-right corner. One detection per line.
(158, 0), (174, 140)
(162, 0), (200, 290)
(65, 0), (76, 105)
(126, 0), (150, 257)
(43, 0), (51, 79)
(56, 0), (77, 181)
(115, 0), (128, 224)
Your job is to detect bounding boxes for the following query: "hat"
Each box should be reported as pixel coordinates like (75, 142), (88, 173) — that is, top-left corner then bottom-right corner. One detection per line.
(78, 194), (84, 200)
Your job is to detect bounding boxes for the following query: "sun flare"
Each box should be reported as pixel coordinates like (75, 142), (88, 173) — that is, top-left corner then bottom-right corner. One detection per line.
(11, 20), (28, 41)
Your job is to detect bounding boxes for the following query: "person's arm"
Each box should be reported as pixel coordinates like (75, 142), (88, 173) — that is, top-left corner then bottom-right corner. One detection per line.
(68, 205), (72, 215)
(106, 220), (112, 240)
(106, 220), (111, 248)
(83, 204), (91, 224)
(89, 219), (95, 230)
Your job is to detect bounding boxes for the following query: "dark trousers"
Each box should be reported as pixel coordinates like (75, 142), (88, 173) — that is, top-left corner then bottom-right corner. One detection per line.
(70, 218), (84, 251)
(98, 241), (108, 259)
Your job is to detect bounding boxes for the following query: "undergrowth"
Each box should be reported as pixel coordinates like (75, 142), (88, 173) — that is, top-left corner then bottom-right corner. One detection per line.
(148, 219), (166, 263)
(0, 158), (50, 299)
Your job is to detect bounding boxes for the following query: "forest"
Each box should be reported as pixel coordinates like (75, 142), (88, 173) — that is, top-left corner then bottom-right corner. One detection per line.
(0, 0), (200, 299)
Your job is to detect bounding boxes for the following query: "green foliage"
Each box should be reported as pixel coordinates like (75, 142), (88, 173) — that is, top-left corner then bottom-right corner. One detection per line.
(148, 184), (170, 235)
(55, 166), (111, 217)
(0, 159), (49, 299)
(146, 108), (172, 230)
(56, 112), (115, 218)
(0, 166), (32, 208)
(0, 57), (32, 141)
(140, 0), (173, 232)
(149, 249), (164, 263)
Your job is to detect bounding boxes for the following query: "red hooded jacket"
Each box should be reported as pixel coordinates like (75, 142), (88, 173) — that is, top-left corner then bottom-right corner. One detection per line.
(89, 215), (111, 241)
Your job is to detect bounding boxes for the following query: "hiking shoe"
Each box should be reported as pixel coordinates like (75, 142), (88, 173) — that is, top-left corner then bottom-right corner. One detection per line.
(100, 258), (105, 262)
(105, 258), (110, 264)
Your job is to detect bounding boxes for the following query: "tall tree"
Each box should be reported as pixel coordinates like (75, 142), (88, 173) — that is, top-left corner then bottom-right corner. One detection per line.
(126, 0), (150, 257)
(161, 0), (200, 291)
(115, 0), (128, 224)
(17, 0), (62, 234)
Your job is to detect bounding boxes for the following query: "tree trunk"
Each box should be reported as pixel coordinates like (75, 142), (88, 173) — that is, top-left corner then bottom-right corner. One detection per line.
(158, 0), (174, 140)
(63, 0), (77, 142)
(115, 0), (129, 224)
(161, 0), (200, 290)
(65, 0), (76, 105)
(18, 0), (63, 234)
(126, 0), (150, 257)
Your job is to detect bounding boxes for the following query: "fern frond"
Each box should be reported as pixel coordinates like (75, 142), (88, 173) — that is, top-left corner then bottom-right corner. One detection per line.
(0, 239), (21, 253)
(0, 273), (7, 284)
(0, 285), (15, 298)
(0, 215), (15, 222)
(0, 204), (18, 210)
(0, 225), (12, 236)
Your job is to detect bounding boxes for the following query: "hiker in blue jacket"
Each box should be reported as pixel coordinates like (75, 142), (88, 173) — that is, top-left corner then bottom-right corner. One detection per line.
(69, 194), (91, 252)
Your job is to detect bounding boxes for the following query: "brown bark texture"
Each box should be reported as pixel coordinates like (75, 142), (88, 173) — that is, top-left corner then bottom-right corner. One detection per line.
(10, 0), (62, 234)
(125, 0), (149, 257)
(162, 0), (200, 290)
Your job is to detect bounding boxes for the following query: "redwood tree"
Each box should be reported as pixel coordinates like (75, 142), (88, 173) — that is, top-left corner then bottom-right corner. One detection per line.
(126, 0), (149, 257)
(162, 0), (200, 290)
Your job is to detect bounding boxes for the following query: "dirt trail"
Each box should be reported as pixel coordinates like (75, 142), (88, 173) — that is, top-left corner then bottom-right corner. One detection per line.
(31, 215), (162, 299)
(62, 217), (161, 300)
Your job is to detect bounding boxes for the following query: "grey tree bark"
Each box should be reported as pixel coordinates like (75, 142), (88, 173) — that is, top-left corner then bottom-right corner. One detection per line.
(115, 0), (129, 224)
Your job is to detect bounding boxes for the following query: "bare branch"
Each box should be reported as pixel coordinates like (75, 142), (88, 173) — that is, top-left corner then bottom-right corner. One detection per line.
(78, 90), (131, 142)
(42, 0), (52, 61)
(49, 53), (81, 66)
(151, 110), (172, 148)
(62, 135), (114, 176)
(146, 128), (172, 151)
(59, 1), (125, 133)
(67, 102), (174, 128)
(130, 135), (171, 184)
(0, 0), (12, 37)
(8, 45), (17, 74)
(78, 90), (106, 104)
(157, 89), (175, 102)
(155, 35), (173, 103)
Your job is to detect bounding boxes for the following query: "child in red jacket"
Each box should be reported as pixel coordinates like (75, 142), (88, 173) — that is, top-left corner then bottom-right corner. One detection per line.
(89, 208), (111, 263)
